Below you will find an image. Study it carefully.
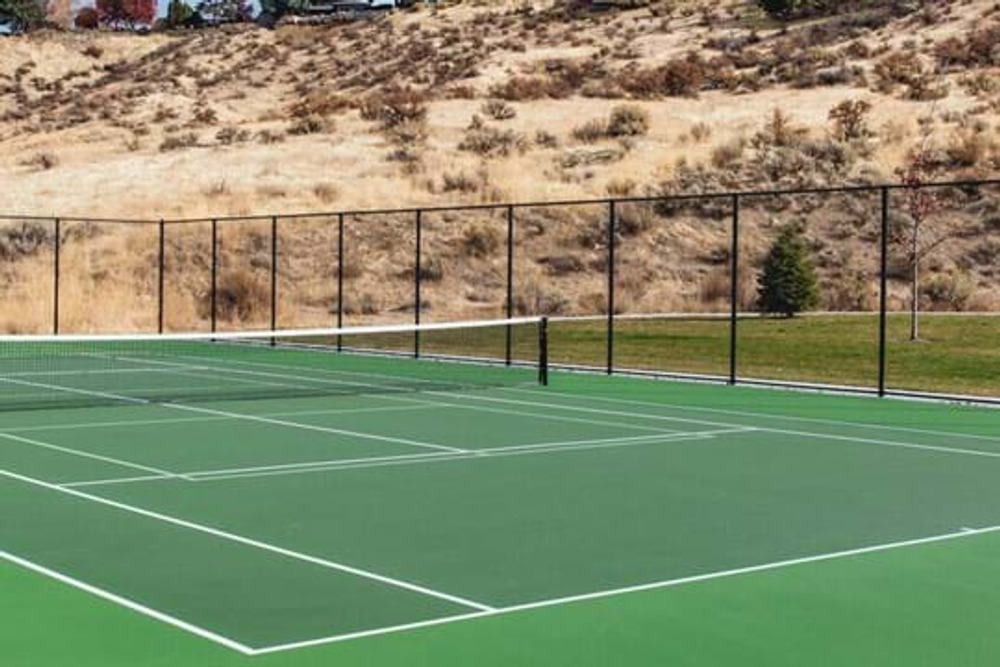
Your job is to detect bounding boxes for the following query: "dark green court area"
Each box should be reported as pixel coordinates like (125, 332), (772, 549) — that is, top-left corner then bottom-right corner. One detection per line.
(2, 348), (1000, 665)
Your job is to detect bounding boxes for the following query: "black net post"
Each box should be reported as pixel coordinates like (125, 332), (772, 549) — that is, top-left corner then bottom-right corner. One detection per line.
(729, 194), (740, 385)
(270, 216), (278, 344)
(606, 199), (616, 375)
(414, 209), (422, 358)
(53, 217), (60, 335)
(878, 186), (890, 397)
(337, 213), (344, 351)
(505, 205), (515, 365)
(158, 219), (165, 334)
(539, 316), (549, 386)
(210, 219), (218, 334)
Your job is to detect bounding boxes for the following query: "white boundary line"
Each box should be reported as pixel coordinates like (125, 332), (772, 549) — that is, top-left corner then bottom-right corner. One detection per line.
(0, 549), (255, 655)
(0, 403), (447, 434)
(506, 388), (1000, 444)
(451, 392), (1000, 460)
(0, 432), (190, 481)
(164, 403), (467, 454)
(249, 522), (1000, 655)
(0, 467), (494, 612)
(60, 430), (731, 488)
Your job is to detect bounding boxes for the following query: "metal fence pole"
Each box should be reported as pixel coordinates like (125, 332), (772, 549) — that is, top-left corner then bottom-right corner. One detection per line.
(337, 213), (344, 352)
(607, 200), (616, 375)
(878, 187), (890, 397)
(729, 194), (740, 385)
(270, 216), (277, 344)
(53, 218), (60, 335)
(414, 210), (422, 358)
(210, 219), (218, 334)
(506, 205), (515, 366)
(158, 219), (165, 334)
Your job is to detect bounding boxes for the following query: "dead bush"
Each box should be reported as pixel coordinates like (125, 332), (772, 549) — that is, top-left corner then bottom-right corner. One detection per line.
(459, 125), (526, 157)
(360, 87), (428, 130)
(208, 270), (270, 323)
(159, 133), (198, 152)
(606, 105), (650, 137)
(19, 152), (59, 170)
(288, 115), (331, 135)
(481, 99), (517, 121)
(572, 119), (608, 144)
(462, 224), (502, 258)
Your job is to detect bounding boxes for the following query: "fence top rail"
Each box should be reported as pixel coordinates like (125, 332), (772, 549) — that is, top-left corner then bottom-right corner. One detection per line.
(3, 177), (999, 226)
(0, 215), (158, 224)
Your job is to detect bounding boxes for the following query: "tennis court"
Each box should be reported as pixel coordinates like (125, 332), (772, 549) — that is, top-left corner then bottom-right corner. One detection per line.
(2, 318), (1000, 665)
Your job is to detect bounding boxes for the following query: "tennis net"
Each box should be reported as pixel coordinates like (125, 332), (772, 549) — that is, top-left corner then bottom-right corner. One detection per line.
(0, 317), (548, 411)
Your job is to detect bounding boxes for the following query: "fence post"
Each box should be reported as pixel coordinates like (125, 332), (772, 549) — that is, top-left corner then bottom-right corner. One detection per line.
(158, 219), (165, 334)
(506, 205), (515, 366)
(878, 187), (890, 397)
(337, 213), (344, 352)
(414, 209), (422, 358)
(270, 216), (278, 343)
(210, 219), (218, 334)
(607, 200), (616, 375)
(729, 194), (740, 385)
(53, 218), (60, 335)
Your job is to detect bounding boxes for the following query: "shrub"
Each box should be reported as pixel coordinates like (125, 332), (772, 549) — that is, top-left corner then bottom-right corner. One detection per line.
(462, 224), (501, 258)
(19, 152), (59, 170)
(828, 99), (872, 141)
(255, 129), (285, 144)
(459, 126), (526, 157)
(481, 99), (517, 121)
(659, 56), (707, 97)
(215, 126), (250, 145)
(359, 87), (428, 130)
(82, 44), (103, 59)
(75, 7), (99, 29)
(572, 119), (608, 144)
(535, 130), (559, 148)
(159, 133), (198, 152)
(210, 269), (269, 323)
(606, 105), (650, 137)
(756, 226), (819, 317)
(287, 115), (330, 135)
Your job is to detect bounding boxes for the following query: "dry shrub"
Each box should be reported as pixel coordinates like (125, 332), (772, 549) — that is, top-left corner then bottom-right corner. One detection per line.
(290, 92), (351, 119)
(459, 124), (526, 157)
(535, 130), (559, 148)
(216, 127), (251, 145)
(359, 87), (428, 129)
(210, 269), (269, 322)
(488, 76), (557, 101)
(256, 129), (285, 144)
(873, 51), (948, 100)
(572, 119), (607, 144)
(481, 99), (517, 121)
(19, 152), (59, 170)
(710, 138), (746, 170)
(607, 105), (650, 137)
(312, 183), (339, 203)
(442, 171), (481, 194)
(462, 224), (501, 258)
(288, 115), (332, 135)
(606, 178), (637, 197)
(159, 133), (199, 152)
(828, 99), (872, 141)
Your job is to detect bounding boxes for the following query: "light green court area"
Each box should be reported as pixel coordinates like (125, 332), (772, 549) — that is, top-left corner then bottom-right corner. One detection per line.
(2, 351), (1000, 666)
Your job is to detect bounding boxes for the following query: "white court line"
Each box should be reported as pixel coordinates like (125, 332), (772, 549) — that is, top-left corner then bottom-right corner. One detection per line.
(0, 376), (149, 405)
(186, 430), (736, 483)
(506, 388), (1000, 444)
(164, 403), (467, 454)
(450, 392), (1000, 461)
(0, 432), (189, 481)
(61, 430), (731, 488)
(250, 522), (1000, 655)
(0, 549), (254, 655)
(1, 403), (447, 434)
(0, 467), (494, 612)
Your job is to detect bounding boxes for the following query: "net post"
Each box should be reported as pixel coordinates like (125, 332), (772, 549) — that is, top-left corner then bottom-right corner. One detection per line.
(53, 217), (60, 335)
(729, 194), (740, 385)
(210, 219), (218, 334)
(414, 209), (422, 359)
(878, 186), (890, 397)
(270, 216), (278, 346)
(337, 213), (344, 352)
(505, 205), (515, 366)
(158, 218), (165, 334)
(539, 316), (549, 386)
(606, 199), (616, 375)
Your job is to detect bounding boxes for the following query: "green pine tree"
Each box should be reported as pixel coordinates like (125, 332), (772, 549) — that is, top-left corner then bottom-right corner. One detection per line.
(756, 226), (819, 317)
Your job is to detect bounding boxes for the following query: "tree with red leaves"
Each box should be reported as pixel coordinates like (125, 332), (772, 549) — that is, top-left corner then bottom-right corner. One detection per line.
(96, 0), (156, 28)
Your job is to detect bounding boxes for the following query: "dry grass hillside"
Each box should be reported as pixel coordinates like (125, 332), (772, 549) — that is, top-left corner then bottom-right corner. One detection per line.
(0, 0), (999, 332)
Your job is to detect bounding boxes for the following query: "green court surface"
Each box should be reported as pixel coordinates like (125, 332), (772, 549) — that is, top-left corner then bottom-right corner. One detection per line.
(2, 352), (1000, 665)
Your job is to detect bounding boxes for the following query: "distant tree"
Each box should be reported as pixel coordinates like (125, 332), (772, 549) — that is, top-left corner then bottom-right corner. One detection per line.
(258, 0), (307, 20)
(757, 0), (796, 19)
(197, 0), (252, 23)
(74, 5), (99, 28)
(96, 0), (155, 28)
(828, 99), (872, 142)
(0, 0), (44, 29)
(165, 0), (194, 27)
(757, 226), (819, 317)
(892, 132), (949, 341)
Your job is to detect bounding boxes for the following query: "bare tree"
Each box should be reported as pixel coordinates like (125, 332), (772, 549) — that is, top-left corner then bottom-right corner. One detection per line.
(892, 128), (949, 341)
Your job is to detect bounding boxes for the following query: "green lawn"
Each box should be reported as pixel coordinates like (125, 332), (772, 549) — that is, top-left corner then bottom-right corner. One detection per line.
(547, 313), (999, 398)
